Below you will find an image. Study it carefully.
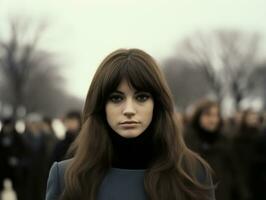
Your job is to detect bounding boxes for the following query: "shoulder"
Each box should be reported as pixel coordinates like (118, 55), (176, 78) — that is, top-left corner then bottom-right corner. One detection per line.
(57, 159), (72, 173)
(196, 162), (216, 200)
(50, 159), (72, 181)
(182, 153), (216, 200)
(45, 159), (72, 200)
(195, 161), (212, 185)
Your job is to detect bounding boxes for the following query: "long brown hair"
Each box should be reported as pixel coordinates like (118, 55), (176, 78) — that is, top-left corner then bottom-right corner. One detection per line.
(61, 49), (213, 200)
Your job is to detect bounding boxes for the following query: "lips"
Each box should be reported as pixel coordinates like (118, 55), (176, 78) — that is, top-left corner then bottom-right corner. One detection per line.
(119, 121), (139, 128)
(120, 121), (139, 124)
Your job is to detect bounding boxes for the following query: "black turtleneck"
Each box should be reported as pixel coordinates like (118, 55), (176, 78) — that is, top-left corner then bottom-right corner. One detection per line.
(108, 129), (155, 169)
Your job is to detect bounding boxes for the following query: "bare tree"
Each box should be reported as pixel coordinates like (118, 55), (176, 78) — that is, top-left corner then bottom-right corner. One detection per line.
(162, 58), (212, 111)
(248, 62), (266, 110)
(176, 30), (263, 109)
(0, 17), (76, 118)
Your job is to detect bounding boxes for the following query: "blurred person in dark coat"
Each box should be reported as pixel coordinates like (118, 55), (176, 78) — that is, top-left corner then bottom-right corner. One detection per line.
(184, 99), (242, 200)
(24, 113), (52, 200)
(250, 122), (266, 200)
(223, 110), (244, 139)
(41, 117), (58, 166)
(233, 109), (263, 200)
(40, 117), (59, 194)
(0, 118), (28, 200)
(51, 111), (81, 162)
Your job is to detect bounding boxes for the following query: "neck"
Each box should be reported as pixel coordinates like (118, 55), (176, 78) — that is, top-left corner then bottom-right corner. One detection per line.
(194, 124), (220, 144)
(108, 129), (154, 169)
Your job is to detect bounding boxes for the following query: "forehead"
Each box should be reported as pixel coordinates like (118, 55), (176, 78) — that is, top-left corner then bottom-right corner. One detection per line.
(202, 105), (219, 114)
(246, 112), (258, 118)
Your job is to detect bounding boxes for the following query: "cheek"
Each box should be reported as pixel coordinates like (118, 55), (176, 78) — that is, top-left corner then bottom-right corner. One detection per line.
(200, 116), (208, 126)
(144, 102), (154, 124)
(214, 116), (220, 124)
(105, 104), (116, 127)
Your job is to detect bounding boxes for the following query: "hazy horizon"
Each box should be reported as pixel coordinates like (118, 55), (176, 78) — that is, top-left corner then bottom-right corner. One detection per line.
(1, 0), (266, 98)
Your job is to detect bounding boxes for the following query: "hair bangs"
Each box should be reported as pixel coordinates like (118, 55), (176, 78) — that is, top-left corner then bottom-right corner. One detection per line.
(101, 58), (158, 102)
(125, 59), (157, 95)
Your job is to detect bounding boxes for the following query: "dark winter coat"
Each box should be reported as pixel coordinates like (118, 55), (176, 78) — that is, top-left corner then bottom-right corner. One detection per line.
(184, 125), (240, 200)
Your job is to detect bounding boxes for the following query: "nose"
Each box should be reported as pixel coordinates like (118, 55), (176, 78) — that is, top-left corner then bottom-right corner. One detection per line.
(123, 98), (136, 117)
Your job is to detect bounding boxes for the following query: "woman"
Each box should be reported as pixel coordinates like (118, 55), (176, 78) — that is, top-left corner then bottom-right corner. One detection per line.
(184, 99), (240, 200)
(233, 109), (263, 200)
(46, 49), (215, 200)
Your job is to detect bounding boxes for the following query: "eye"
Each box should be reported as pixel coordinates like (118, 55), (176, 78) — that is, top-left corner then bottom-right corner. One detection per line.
(135, 92), (151, 102)
(108, 94), (124, 103)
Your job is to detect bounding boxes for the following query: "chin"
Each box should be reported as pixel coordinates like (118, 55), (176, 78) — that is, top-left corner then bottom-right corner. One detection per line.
(119, 130), (143, 138)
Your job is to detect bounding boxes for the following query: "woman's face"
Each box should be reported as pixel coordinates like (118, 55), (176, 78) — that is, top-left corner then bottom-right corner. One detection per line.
(199, 105), (220, 132)
(105, 79), (154, 138)
(245, 111), (260, 128)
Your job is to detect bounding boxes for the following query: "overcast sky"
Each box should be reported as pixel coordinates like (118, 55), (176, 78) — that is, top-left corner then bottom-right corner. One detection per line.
(1, 0), (266, 98)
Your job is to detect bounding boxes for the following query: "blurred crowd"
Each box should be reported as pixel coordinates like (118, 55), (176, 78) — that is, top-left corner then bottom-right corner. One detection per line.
(181, 99), (266, 200)
(0, 111), (81, 200)
(0, 99), (266, 200)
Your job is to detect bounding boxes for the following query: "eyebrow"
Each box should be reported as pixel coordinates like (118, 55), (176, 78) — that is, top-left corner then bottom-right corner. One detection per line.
(111, 90), (124, 94)
(111, 90), (150, 95)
